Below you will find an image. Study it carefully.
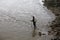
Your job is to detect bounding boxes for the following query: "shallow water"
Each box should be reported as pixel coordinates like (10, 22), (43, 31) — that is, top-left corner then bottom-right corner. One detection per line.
(0, 0), (55, 40)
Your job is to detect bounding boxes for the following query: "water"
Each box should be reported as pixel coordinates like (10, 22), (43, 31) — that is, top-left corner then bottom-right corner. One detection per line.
(0, 0), (55, 40)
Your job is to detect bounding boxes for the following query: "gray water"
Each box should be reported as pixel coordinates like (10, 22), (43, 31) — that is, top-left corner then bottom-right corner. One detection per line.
(0, 0), (55, 40)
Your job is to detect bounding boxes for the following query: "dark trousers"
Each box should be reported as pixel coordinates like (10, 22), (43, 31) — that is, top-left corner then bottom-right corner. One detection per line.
(33, 22), (36, 30)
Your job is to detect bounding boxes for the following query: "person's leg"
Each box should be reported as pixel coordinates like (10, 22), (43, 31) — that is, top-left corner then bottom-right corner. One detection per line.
(34, 22), (36, 29)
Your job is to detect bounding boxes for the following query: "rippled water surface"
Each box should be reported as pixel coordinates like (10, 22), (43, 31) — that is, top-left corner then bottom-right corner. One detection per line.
(0, 0), (55, 40)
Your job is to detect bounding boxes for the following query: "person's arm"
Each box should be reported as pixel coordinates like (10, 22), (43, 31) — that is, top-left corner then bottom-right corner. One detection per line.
(30, 19), (33, 22)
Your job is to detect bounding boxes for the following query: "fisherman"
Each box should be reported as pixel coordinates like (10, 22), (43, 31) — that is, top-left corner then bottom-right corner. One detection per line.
(31, 16), (37, 37)
(31, 16), (37, 30)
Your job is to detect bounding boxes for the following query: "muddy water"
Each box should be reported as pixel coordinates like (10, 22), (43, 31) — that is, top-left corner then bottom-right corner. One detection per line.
(0, 0), (55, 40)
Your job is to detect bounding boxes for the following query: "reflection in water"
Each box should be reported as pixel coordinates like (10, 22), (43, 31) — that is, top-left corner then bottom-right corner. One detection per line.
(0, 0), (55, 40)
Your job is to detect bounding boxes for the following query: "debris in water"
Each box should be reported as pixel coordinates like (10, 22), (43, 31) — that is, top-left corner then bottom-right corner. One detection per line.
(38, 32), (41, 36)
(38, 32), (46, 36)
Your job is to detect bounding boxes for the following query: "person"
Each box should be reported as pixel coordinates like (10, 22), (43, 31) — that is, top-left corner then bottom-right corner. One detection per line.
(31, 16), (37, 30)
(31, 16), (37, 37)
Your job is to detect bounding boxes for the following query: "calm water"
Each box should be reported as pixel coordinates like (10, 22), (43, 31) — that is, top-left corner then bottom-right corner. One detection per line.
(0, 0), (55, 40)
